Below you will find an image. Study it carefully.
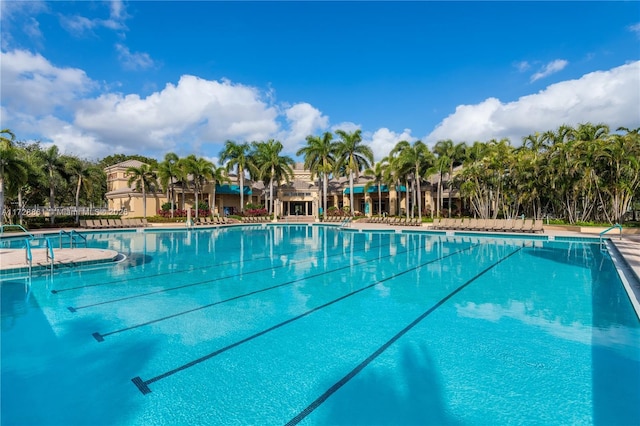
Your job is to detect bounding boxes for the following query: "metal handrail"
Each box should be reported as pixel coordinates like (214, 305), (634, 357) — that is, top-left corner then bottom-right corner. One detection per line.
(1, 224), (35, 239)
(58, 230), (87, 248)
(600, 224), (623, 243)
(45, 237), (55, 268)
(72, 230), (87, 246)
(24, 238), (33, 276)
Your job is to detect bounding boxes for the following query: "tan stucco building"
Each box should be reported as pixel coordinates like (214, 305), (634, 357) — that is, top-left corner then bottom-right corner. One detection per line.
(105, 160), (461, 219)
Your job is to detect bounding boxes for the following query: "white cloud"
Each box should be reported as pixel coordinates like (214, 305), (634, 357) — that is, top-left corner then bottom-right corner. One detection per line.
(331, 122), (360, 134)
(0, 49), (95, 116)
(629, 22), (640, 37)
(280, 103), (329, 153)
(115, 43), (155, 70)
(426, 61), (640, 145)
(74, 75), (279, 156)
(514, 61), (530, 72)
(0, 1), (48, 49)
(366, 128), (416, 162)
(530, 59), (568, 82)
(58, 0), (127, 36)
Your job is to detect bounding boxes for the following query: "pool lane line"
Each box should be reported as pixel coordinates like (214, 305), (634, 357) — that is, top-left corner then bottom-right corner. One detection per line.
(131, 242), (481, 395)
(67, 238), (395, 313)
(93, 237), (431, 341)
(285, 246), (523, 426)
(52, 232), (389, 294)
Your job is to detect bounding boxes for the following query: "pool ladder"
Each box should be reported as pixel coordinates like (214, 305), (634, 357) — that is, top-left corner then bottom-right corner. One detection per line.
(599, 224), (622, 252)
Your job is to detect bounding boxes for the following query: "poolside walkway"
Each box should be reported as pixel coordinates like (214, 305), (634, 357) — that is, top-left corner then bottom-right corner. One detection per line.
(0, 247), (119, 274)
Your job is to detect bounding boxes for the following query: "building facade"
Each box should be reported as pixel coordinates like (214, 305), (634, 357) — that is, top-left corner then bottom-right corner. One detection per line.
(105, 160), (462, 218)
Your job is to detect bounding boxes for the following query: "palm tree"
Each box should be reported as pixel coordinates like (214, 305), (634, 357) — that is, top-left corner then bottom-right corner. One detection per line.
(249, 139), (294, 215)
(158, 153), (180, 217)
(297, 131), (337, 219)
(433, 139), (467, 217)
(66, 157), (103, 223)
(219, 140), (251, 214)
(0, 131), (30, 226)
(363, 160), (387, 216)
(391, 140), (433, 221)
(126, 163), (158, 219)
(334, 129), (374, 216)
(37, 145), (69, 224)
(209, 163), (230, 217)
(183, 155), (214, 218)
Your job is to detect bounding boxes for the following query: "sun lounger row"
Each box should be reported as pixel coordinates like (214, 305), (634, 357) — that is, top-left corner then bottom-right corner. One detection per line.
(367, 216), (422, 226)
(79, 218), (150, 229)
(193, 216), (231, 225)
(324, 216), (350, 222)
(431, 218), (543, 233)
(242, 216), (271, 223)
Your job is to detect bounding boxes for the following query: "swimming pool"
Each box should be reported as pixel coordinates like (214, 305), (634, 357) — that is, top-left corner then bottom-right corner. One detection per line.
(2, 225), (639, 425)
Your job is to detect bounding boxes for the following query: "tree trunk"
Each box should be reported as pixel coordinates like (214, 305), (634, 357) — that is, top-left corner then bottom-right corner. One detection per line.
(49, 170), (55, 224)
(349, 171), (354, 216)
(75, 176), (82, 224)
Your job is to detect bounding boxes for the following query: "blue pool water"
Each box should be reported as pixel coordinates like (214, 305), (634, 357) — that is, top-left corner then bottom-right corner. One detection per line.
(2, 225), (639, 425)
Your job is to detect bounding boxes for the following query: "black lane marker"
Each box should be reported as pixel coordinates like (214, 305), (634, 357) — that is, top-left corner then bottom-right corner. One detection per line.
(285, 247), (523, 426)
(94, 240), (416, 341)
(68, 238), (392, 313)
(131, 242), (481, 395)
(52, 232), (374, 294)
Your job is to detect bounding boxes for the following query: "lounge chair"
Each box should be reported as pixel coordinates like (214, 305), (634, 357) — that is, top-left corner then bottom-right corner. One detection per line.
(531, 220), (544, 233)
(485, 219), (501, 232)
(522, 219), (534, 233)
(462, 218), (477, 230)
(510, 219), (524, 232)
(79, 219), (89, 228)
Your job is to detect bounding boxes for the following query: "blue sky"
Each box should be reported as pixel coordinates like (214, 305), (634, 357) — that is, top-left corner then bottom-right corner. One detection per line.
(1, 1), (639, 163)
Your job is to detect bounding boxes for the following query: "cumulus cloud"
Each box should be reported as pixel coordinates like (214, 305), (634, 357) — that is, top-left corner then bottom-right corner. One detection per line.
(530, 59), (568, 82)
(74, 75), (279, 155)
(279, 103), (329, 153)
(115, 43), (155, 70)
(331, 121), (360, 134)
(0, 49), (95, 116)
(366, 128), (416, 162)
(426, 61), (640, 145)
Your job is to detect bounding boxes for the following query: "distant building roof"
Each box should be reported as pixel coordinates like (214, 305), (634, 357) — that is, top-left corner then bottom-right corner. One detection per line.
(104, 159), (147, 171)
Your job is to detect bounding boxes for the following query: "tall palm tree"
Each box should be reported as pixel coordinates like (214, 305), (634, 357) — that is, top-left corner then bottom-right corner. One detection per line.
(37, 145), (69, 224)
(0, 131), (30, 226)
(297, 131), (337, 219)
(250, 139), (294, 215)
(334, 129), (374, 216)
(183, 155), (214, 218)
(158, 152), (180, 217)
(391, 140), (433, 220)
(433, 139), (467, 217)
(66, 157), (103, 223)
(209, 163), (230, 216)
(219, 140), (251, 213)
(126, 163), (158, 219)
(363, 160), (387, 216)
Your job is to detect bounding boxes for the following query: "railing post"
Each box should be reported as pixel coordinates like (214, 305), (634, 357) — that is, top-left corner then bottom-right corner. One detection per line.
(24, 239), (33, 277)
(45, 237), (55, 269)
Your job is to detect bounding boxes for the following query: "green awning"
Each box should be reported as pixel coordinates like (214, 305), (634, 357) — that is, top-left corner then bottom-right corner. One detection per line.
(343, 185), (405, 194)
(215, 184), (252, 195)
